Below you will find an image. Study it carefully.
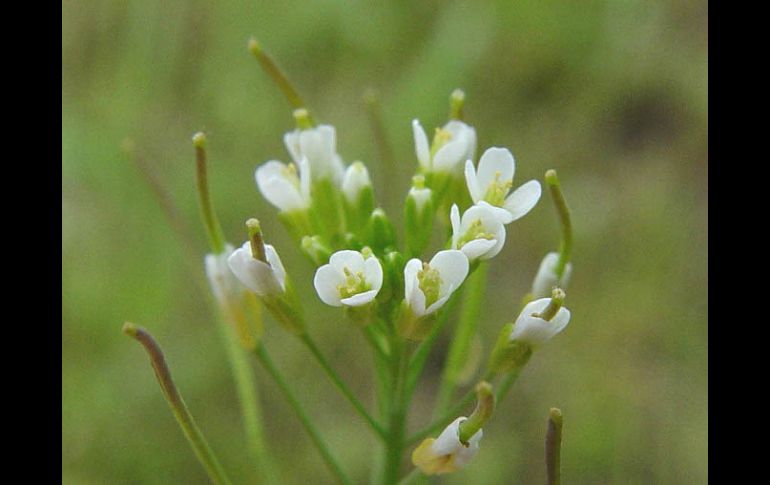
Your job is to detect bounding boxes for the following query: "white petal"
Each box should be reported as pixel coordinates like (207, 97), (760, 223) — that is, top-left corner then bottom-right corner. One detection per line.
(477, 147), (514, 189)
(477, 201), (514, 224)
(450, 204), (462, 249)
(260, 176), (306, 212)
(299, 157), (312, 201)
(364, 257), (383, 292)
(227, 242), (283, 296)
(503, 180), (542, 222)
(461, 238), (497, 261)
(300, 125), (336, 179)
(432, 139), (466, 173)
(412, 119), (430, 169)
(329, 250), (365, 273)
(443, 121), (477, 162)
(314, 264), (344, 306)
(453, 428), (482, 468)
(429, 250), (469, 295)
(263, 245), (286, 290)
(403, 258), (425, 316)
(283, 130), (302, 163)
(432, 417), (465, 455)
(464, 160), (483, 202)
(531, 252), (560, 298)
(341, 289), (378, 307)
(484, 224), (506, 260)
(510, 298), (571, 345)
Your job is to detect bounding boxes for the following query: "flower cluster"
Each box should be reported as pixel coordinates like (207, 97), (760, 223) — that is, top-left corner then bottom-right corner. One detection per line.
(185, 69), (574, 481)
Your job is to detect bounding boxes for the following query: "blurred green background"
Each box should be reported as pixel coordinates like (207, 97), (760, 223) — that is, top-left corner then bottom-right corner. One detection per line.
(62, 0), (707, 483)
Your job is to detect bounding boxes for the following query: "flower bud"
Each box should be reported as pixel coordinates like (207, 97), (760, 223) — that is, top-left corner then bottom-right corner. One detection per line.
(404, 175), (434, 257)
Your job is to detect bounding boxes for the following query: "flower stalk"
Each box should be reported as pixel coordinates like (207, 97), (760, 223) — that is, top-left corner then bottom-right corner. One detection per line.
(122, 323), (233, 485)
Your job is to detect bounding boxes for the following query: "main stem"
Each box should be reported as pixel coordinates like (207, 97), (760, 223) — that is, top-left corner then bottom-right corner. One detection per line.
(383, 337), (409, 484)
(254, 345), (352, 485)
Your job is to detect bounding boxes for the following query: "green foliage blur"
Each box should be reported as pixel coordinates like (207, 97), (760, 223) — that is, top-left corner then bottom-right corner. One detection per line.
(62, 0), (707, 483)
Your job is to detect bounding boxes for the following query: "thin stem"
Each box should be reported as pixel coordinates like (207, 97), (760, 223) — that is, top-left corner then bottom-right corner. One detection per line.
(300, 334), (387, 440)
(219, 322), (278, 485)
(254, 345), (353, 485)
(434, 262), (487, 415)
(545, 169), (572, 278)
(545, 408), (563, 485)
(404, 289), (463, 401)
(363, 324), (390, 362)
(248, 37), (306, 110)
(122, 323), (233, 485)
(193, 133), (226, 254)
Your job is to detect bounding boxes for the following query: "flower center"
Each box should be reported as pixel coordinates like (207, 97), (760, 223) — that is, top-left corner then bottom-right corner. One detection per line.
(456, 219), (495, 249)
(482, 171), (512, 206)
(417, 262), (443, 308)
(337, 266), (371, 299)
(429, 128), (453, 160)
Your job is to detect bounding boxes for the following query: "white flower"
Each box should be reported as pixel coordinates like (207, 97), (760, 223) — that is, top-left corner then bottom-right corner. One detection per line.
(464, 147), (541, 224)
(313, 250), (383, 307)
(450, 204), (506, 262)
(510, 297), (571, 346)
(205, 244), (240, 305)
(411, 417), (482, 475)
(255, 157), (311, 212)
(341, 161), (371, 203)
(404, 250), (469, 317)
(412, 119), (477, 174)
(284, 124), (345, 185)
(227, 241), (287, 297)
(531, 252), (573, 298)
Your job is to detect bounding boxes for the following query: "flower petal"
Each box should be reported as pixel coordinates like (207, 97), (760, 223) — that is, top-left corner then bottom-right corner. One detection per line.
(364, 256), (384, 292)
(477, 147), (514, 189)
(433, 139), (467, 173)
(503, 180), (541, 222)
(460, 238), (497, 261)
(464, 159), (483, 202)
(403, 258), (425, 315)
(313, 264), (344, 306)
(432, 417), (465, 455)
(341, 289), (378, 307)
(429, 249), (469, 295)
(477, 201), (514, 224)
(450, 204), (462, 248)
(329, 250), (365, 273)
(283, 130), (302, 164)
(412, 119), (430, 169)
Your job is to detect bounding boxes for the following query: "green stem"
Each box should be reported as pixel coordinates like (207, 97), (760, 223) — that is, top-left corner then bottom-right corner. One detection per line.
(433, 262), (487, 415)
(300, 334), (387, 440)
(192, 133), (226, 254)
(546, 408), (563, 485)
(219, 323), (277, 485)
(254, 345), (352, 485)
(122, 323), (233, 485)
(545, 170), (572, 278)
(383, 338), (409, 485)
(404, 289), (463, 402)
(248, 37), (306, 110)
